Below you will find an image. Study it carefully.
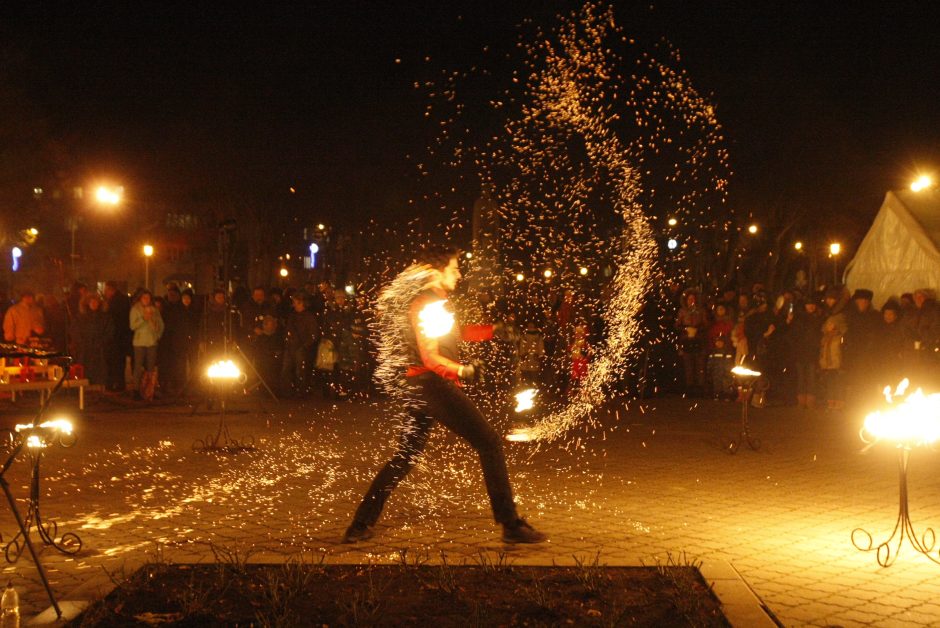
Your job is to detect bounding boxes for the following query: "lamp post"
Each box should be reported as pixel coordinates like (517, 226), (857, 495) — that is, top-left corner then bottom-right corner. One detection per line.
(143, 244), (154, 291)
(829, 242), (841, 286)
(72, 185), (123, 275)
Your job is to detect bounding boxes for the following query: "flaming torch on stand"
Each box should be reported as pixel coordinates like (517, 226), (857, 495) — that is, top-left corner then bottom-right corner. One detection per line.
(852, 379), (940, 566)
(727, 365), (762, 454)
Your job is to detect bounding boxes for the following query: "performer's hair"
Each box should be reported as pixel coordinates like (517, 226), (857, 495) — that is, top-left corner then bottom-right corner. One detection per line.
(416, 244), (459, 270)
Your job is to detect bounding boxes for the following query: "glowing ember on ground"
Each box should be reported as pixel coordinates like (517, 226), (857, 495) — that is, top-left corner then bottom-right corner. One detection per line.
(862, 380), (940, 447)
(417, 300), (454, 339)
(514, 389), (538, 413)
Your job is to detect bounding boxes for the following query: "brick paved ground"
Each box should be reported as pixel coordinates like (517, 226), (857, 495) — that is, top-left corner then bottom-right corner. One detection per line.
(0, 387), (938, 626)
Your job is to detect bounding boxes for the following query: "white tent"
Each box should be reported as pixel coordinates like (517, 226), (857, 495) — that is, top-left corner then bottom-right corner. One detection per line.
(845, 188), (940, 307)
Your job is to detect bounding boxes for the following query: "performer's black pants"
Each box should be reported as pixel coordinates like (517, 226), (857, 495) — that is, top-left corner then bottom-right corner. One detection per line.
(353, 374), (519, 526)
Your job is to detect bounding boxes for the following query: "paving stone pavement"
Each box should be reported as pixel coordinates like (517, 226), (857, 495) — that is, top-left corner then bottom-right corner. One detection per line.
(0, 387), (938, 626)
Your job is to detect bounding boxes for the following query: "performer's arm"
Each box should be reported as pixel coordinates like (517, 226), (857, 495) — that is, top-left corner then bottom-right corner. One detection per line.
(409, 299), (462, 379)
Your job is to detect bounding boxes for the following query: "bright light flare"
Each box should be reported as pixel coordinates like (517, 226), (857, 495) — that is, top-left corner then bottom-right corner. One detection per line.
(207, 359), (242, 380)
(794, 241), (803, 251)
(667, 217), (678, 226)
(279, 268), (289, 278)
(543, 269), (553, 279)
(747, 224), (758, 235)
(143, 244), (154, 257)
(95, 185), (123, 205)
(911, 175), (933, 192)
(515, 273), (525, 282)
(25, 435), (44, 449)
(514, 388), (538, 413)
(863, 380), (940, 446)
(579, 266), (588, 276)
(417, 300), (454, 338)
(829, 242), (841, 256)
(731, 365), (761, 378)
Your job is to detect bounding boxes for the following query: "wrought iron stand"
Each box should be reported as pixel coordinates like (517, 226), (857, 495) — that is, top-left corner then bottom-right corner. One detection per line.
(192, 383), (255, 453)
(3, 442), (82, 564)
(728, 378), (761, 454)
(852, 447), (940, 566)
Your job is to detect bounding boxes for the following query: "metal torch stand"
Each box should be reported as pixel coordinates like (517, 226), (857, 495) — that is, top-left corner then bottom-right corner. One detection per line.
(852, 447), (940, 567)
(0, 441), (62, 618)
(727, 379), (761, 454)
(4, 446), (82, 563)
(192, 383), (255, 453)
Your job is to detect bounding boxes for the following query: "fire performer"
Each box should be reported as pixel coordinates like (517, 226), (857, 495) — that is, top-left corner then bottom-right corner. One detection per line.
(343, 245), (546, 544)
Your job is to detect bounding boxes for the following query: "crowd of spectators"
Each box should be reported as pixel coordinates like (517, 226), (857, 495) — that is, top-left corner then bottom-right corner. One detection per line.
(671, 284), (940, 409)
(0, 280), (375, 402)
(2, 277), (937, 409)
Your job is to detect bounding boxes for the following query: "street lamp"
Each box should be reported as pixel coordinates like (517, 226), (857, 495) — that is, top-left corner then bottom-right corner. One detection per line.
(94, 185), (123, 206)
(143, 244), (154, 291)
(794, 241), (803, 251)
(829, 242), (841, 286)
(911, 175), (933, 192)
(543, 269), (553, 279)
(747, 224), (758, 235)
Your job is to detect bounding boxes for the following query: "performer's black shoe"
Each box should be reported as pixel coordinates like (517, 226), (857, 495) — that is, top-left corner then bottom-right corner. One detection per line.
(342, 521), (375, 544)
(502, 518), (547, 544)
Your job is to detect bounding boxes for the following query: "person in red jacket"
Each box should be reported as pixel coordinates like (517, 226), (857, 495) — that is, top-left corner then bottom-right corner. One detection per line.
(343, 245), (546, 544)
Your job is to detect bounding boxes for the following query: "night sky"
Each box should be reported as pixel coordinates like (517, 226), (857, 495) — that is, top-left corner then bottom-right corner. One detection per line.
(3, 1), (939, 240)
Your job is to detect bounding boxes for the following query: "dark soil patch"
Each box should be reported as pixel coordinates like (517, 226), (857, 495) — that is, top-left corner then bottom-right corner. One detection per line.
(71, 560), (728, 627)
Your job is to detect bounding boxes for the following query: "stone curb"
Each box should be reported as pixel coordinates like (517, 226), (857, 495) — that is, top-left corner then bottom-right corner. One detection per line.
(700, 560), (779, 628)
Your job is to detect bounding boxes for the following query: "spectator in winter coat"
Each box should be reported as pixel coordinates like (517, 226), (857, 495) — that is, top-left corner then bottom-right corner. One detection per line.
(819, 287), (849, 411)
(3, 290), (44, 345)
(843, 288), (884, 403)
(74, 293), (113, 386)
(790, 298), (824, 409)
(705, 303), (735, 398)
(675, 291), (708, 395)
(130, 291), (164, 400)
(878, 300), (912, 387)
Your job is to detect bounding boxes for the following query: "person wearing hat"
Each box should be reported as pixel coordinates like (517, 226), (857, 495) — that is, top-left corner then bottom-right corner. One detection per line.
(843, 288), (883, 405)
(790, 298), (824, 409)
(878, 300), (912, 385)
(903, 289), (940, 386)
(819, 286), (849, 411)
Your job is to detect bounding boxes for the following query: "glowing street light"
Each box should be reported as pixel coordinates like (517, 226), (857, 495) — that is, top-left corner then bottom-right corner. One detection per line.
(543, 269), (553, 279)
(667, 238), (678, 250)
(579, 266), (588, 276)
(515, 273), (525, 282)
(794, 241), (803, 251)
(279, 268), (289, 278)
(514, 388), (538, 413)
(747, 224), (758, 235)
(94, 185), (123, 206)
(465, 252), (473, 260)
(911, 175), (933, 192)
(667, 217), (678, 227)
(11, 247), (21, 272)
(829, 242), (842, 285)
(143, 244), (154, 292)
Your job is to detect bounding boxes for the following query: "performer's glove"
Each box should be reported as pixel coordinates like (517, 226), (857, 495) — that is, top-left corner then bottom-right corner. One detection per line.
(460, 359), (485, 383)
